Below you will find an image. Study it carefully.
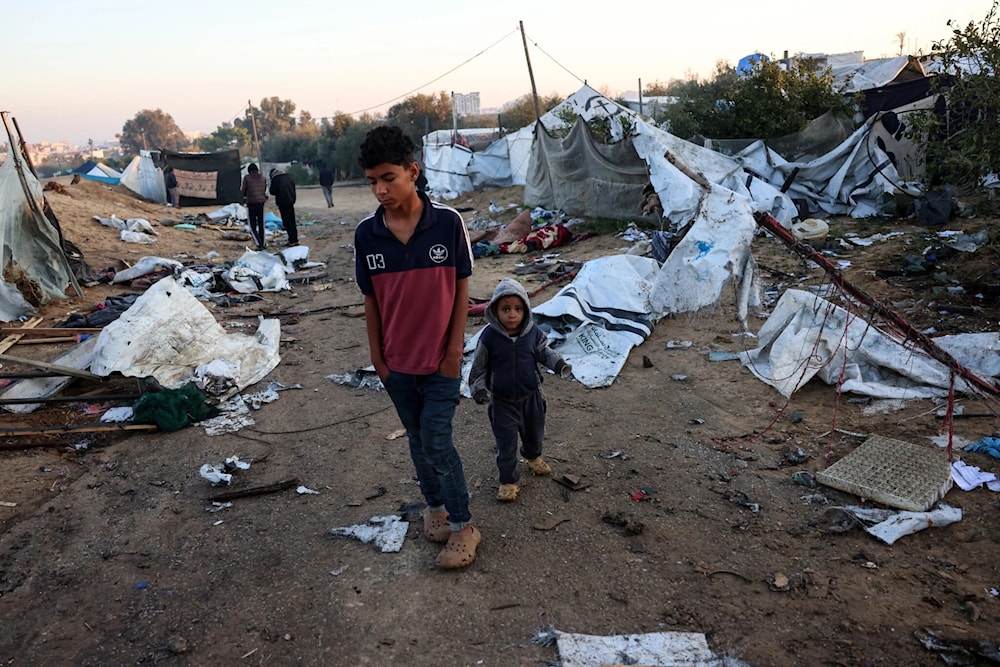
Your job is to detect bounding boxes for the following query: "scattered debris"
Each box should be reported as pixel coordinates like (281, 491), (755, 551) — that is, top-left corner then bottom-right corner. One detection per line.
(209, 478), (299, 502)
(601, 511), (644, 535)
(329, 515), (409, 553)
(821, 504), (962, 544)
(533, 513), (571, 531)
(553, 473), (590, 491)
(550, 629), (749, 667)
(817, 435), (953, 511)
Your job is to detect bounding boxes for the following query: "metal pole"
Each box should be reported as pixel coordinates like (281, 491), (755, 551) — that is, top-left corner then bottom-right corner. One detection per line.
(248, 100), (262, 172)
(519, 21), (543, 127)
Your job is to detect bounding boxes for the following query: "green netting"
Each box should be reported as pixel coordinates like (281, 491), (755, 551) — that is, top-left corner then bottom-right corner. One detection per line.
(132, 383), (219, 432)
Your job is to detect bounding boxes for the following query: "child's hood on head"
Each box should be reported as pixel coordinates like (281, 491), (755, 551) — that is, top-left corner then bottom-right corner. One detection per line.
(485, 278), (532, 331)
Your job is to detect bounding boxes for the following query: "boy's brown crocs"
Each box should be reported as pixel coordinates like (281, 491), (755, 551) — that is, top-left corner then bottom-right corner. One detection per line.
(422, 507), (450, 543)
(496, 483), (519, 502)
(436, 526), (481, 570)
(525, 456), (552, 476)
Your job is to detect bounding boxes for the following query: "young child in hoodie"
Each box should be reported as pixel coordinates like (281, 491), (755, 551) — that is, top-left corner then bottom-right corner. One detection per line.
(468, 278), (572, 502)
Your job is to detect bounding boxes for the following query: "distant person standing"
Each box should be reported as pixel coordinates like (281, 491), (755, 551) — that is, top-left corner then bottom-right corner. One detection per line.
(319, 165), (335, 208)
(164, 166), (180, 209)
(269, 168), (298, 246)
(241, 163), (268, 250)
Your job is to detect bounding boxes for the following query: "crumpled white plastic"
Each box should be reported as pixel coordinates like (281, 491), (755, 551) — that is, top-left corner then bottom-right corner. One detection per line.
(329, 515), (409, 553)
(951, 460), (1000, 492)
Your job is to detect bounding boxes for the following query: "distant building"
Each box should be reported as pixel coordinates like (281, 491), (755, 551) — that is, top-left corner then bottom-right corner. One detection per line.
(452, 92), (481, 117)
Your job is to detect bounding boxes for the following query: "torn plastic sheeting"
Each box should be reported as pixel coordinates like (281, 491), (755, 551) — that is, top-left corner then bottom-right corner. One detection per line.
(200, 464), (232, 486)
(951, 460), (1000, 492)
(120, 230), (157, 244)
(649, 186), (761, 325)
(200, 394), (255, 436)
(199, 382), (294, 434)
(194, 359), (240, 398)
(111, 256), (183, 284)
(739, 289), (1000, 399)
(205, 203), (247, 221)
(833, 504), (962, 545)
(93, 215), (158, 235)
(553, 629), (743, 667)
(532, 254), (660, 389)
(100, 406), (134, 423)
(89, 277), (280, 392)
(327, 368), (384, 392)
(224, 262), (289, 293)
(329, 515), (409, 553)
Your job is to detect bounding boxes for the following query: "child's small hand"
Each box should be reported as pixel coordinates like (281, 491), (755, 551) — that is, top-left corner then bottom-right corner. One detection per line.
(558, 362), (573, 379)
(473, 389), (490, 405)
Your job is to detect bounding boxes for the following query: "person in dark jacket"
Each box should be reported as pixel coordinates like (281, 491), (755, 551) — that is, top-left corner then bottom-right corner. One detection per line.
(268, 168), (298, 246)
(468, 278), (573, 502)
(164, 166), (180, 209)
(241, 163), (268, 250)
(318, 165), (335, 207)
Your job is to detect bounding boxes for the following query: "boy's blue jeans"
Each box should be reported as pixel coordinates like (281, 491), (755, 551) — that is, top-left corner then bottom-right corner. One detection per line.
(383, 371), (472, 527)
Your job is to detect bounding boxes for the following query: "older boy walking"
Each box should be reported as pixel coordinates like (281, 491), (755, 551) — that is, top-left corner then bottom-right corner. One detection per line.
(354, 125), (480, 570)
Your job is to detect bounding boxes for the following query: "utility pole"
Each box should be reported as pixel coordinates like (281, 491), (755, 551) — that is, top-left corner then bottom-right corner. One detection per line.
(519, 21), (543, 127)
(248, 100), (262, 172)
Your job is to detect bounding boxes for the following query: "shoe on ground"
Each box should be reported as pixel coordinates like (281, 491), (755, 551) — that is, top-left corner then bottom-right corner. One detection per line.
(436, 526), (481, 569)
(525, 457), (552, 476)
(422, 507), (450, 543)
(496, 483), (519, 502)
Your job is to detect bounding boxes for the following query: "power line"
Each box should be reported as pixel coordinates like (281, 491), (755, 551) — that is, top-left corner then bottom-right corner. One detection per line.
(338, 28), (520, 118)
(523, 30), (587, 86)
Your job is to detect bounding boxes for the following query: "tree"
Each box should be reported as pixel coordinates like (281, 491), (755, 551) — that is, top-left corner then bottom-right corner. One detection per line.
(118, 109), (188, 155)
(235, 97), (298, 143)
(497, 92), (564, 130)
(908, 0), (1000, 193)
(660, 56), (846, 140)
(385, 91), (452, 147)
(197, 122), (252, 154)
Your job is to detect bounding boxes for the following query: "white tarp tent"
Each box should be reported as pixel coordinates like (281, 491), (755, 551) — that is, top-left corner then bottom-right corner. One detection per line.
(423, 125), (536, 199)
(119, 150), (166, 203)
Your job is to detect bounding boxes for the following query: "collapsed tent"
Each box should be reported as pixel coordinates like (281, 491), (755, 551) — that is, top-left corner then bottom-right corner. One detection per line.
(739, 289), (1000, 399)
(0, 121), (80, 322)
(89, 276), (281, 393)
(71, 160), (123, 184)
(525, 85), (796, 226)
(119, 150), (166, 203)
(163, 149), (241, 206)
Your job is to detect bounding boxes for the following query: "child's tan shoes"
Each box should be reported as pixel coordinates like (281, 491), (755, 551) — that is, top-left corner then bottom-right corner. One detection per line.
(525, 457), (552, 476)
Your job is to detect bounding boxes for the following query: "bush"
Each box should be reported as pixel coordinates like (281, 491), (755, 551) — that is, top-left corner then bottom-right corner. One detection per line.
(907, 0), (1000, 193)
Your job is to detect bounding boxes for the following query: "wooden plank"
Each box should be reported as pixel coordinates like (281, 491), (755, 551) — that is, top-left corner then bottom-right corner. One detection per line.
(0, 317), (43, 354)
(0, 423), (157, 438)
(0, 328), (101, 336)
(13, 337), (80, 345)
(209, 479), (300, 502)
(0, 353), (101, 381)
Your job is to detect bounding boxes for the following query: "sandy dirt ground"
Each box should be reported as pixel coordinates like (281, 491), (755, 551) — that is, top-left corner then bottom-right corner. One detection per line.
(1, 176), (999, 666)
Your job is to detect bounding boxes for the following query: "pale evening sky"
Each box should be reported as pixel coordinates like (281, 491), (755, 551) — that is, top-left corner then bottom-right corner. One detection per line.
(4, 0), (993, 147)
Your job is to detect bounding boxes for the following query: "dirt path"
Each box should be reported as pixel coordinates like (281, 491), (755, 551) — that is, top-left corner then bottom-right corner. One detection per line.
(0, 179), (998, 666)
